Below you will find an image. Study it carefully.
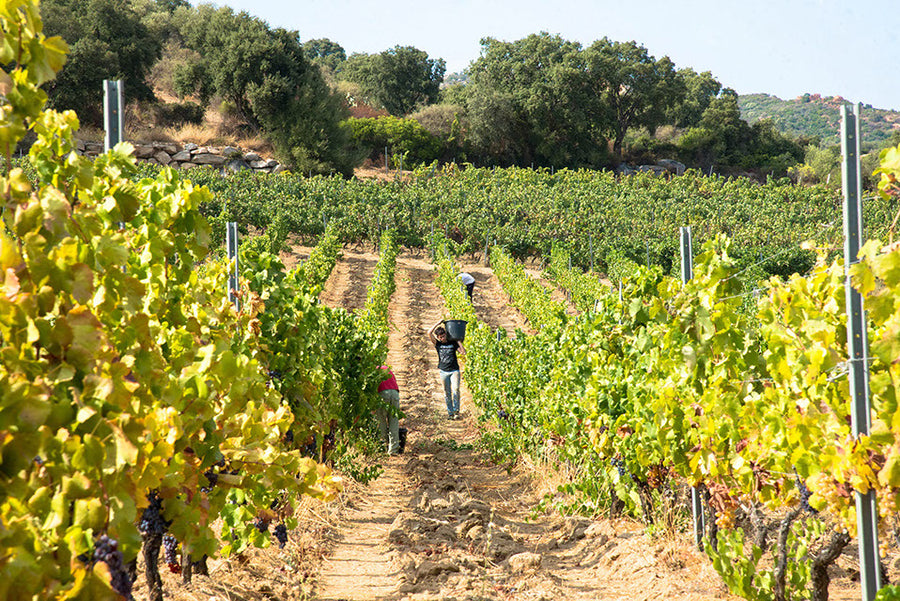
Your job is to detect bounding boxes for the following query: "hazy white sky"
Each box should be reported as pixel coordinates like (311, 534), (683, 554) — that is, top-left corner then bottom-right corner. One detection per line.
(188, 0), (899, 111)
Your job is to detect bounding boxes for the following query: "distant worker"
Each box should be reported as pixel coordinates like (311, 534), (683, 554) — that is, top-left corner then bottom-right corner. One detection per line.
(458, 272), (475, 302)
(377, 366), (401, 454)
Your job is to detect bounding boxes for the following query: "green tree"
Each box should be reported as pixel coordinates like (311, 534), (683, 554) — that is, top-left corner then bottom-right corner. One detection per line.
(41, 0), (162, 125)
(584, 37), (684, 158)
(341, 45), (445, 116)
(667, 68), (721, 129)
(678, 89), (803, 176)
(174, 5), (356, 175)
(303, 37), (346, 74)
(464, 33), (606, 168)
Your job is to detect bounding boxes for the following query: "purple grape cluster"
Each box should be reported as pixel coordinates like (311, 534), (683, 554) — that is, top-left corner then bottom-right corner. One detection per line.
(93, 534), (133, 600)
(138, 491), (170, 535)
(273, 523), (288, 549)
(201, 469), (218, 493)
(162, 535), (180, 572)
(254, 517), (269, 533)
(796, 477), (818, 514)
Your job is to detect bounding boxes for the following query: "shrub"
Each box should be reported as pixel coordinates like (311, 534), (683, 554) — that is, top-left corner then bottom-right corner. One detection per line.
(346, 116), (441, 167)
(155, 101), (205, 126)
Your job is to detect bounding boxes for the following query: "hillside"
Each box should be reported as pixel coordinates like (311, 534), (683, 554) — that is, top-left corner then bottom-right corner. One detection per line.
(738, 93), (900, 148)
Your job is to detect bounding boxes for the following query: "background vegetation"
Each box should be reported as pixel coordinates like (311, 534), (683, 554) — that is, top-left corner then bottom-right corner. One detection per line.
(36, 0), (900, 184)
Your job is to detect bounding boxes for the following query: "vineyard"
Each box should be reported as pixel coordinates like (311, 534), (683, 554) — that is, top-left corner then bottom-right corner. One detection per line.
(3, 3), (900, 601)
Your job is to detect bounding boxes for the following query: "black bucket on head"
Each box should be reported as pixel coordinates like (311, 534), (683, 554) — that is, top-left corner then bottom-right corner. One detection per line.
(443, 319), (467, 342)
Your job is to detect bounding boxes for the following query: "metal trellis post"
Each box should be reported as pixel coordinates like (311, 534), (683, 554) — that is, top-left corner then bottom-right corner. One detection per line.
(681, 226), (705, 550)
(226, 222), (240, 310)
(103, 80), (124, 152)
(841, 103), (880, 601)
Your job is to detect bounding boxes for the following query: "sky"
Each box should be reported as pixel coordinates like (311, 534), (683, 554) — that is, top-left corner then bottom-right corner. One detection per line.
(187, 0), (900, 112)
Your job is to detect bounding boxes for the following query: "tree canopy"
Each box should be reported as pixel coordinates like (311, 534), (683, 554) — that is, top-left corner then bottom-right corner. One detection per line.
(302, 38), (346, 74)
(172, 5), (356, 175)
(341, 45), (445, 116)
(584, 37), (684, 157)
(42, 0), (162, 125)
(464, 33), (606, 168)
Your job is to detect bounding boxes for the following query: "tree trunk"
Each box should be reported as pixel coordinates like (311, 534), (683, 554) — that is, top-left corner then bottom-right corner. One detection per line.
(809, 529), (850, 601)
(702, 487), (718, 551)
(192, 554), (209, 576)
(773, 507), (803, 601)
(750, 503), (769, 554)
(612, 132), (625, 161)
(608, 484), (625, 519)
(181, 551), (193, 585)
(143, 532), (163, 601)
(637, 480), (655, 525)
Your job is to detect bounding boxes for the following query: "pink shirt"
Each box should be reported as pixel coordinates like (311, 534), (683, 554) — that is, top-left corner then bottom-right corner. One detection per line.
(377, 366), (399, 392)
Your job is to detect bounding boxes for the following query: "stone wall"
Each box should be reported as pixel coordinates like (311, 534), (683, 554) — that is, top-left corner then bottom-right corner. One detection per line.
(76, 140), (286, 174)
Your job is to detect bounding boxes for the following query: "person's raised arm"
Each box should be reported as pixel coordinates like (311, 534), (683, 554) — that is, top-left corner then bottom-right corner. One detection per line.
(427, 319), (443, 345)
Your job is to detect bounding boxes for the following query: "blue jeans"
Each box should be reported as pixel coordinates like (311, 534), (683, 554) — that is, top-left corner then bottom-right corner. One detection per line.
(439, 369), (460, 416)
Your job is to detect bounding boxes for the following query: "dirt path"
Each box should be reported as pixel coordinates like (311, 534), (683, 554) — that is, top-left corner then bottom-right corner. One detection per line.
(319, 247), (378, 312)
(522, 266), (580, 316)
(312, 247), (738, 601)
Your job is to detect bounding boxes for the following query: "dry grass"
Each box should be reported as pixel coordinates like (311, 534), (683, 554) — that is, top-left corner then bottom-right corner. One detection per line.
(103, 91), (277, 157)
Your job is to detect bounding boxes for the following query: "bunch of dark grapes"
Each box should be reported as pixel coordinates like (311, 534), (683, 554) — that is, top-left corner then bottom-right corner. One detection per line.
(322, 431), (336, 460)
(93, 534), (134, 600)
(273, 523), (288, 549)
(201, 469), (218, 493)
(162, 535), (181, 574)
(284, 429), (294, 444)
(796, 477), (818, 514)
(302, 435), (318, 459)
(610, 457), (628, 480)
(496, 409), (509, 421)
(253, 517), (269, 533)
(139, 491), (170, 535)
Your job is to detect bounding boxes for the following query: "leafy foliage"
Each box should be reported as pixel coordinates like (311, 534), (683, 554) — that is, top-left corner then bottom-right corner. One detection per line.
(465, 33), (607, 168)
(341, 45), (445, 116)
(0, 6), (393, 598)
(41, 0), (162, 126)
(347, 116), (441, 167)
(584, 37), (684, 158)
(173, 4), (356, 176)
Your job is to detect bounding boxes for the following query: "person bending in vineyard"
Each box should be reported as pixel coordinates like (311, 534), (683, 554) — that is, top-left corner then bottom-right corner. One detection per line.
(458, 272), (476, 302)
(428, 320), (465, 419)
(377, 366), (401, 455)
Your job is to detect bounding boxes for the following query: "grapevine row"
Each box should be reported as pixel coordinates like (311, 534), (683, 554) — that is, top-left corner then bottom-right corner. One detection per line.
(459, 234), (900, 599)
(174, 162), (899, 281)
(0, 12), (388, 600)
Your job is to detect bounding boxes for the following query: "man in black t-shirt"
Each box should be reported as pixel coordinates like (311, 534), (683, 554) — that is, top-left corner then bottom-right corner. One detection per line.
(428, 320), (466, 419)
